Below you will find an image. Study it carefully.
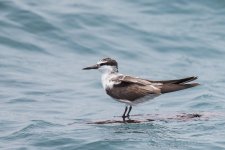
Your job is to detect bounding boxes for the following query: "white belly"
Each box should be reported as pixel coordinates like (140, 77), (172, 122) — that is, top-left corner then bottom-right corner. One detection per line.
(115, 94), (160, 106)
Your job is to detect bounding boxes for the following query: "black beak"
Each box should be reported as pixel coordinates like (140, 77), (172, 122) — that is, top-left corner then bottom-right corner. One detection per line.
(82, 64), (99, 70)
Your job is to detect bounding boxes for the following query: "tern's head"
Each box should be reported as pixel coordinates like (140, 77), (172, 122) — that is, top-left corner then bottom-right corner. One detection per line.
(83, 57), (118, 73)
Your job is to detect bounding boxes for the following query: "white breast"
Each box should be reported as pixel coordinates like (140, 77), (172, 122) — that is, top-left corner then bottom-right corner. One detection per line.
(101, 73), (118, 90)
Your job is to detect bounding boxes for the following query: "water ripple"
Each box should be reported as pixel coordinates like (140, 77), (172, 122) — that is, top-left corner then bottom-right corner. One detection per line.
(1, 0), (225, 149)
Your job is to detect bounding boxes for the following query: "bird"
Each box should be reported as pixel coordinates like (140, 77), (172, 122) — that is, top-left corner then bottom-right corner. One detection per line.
(83, 57), (199, 122)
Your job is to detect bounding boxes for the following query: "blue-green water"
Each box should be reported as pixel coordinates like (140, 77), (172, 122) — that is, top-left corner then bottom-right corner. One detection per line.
(1, 0), (225, 149)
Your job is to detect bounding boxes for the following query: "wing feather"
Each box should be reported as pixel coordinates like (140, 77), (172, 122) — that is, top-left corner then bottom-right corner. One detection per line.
(147, 76), (198, 84)
(106, 75), (199, 101)
(112, 75), (152, 85)
(107, 75), (161, 101)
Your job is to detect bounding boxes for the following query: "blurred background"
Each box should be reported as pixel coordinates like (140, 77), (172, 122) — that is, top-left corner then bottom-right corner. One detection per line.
(0, 0), (225, 149)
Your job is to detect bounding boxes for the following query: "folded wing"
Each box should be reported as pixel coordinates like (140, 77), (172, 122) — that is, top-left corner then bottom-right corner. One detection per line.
(107, 75), (161, 101)
(147, 76), (198, 84)
(109, 75), (199, 99)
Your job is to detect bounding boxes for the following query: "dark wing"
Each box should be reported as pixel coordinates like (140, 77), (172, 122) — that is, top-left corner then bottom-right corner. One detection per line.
(107, 75), (161, 101)
(159, 82), (199, 93)
(110, 75), (199, 96)
(147, 76), (198, 84)
(114, 75), (153, 85)
(152, 76), (200, 93)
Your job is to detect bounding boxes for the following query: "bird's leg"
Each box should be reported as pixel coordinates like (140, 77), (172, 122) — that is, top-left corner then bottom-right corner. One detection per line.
(126, 106), (132, 119)
(122, 106), (128, 122)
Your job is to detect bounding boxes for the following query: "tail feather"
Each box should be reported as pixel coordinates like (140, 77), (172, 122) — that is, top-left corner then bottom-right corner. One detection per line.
(160, 83), (200, 94)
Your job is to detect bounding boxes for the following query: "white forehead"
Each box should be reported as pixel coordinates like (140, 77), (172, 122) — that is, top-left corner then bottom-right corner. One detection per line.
(97, 60), (107, 64)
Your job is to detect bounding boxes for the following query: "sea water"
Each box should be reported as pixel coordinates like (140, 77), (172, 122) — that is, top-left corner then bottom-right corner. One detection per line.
(0, 0), (225, 149)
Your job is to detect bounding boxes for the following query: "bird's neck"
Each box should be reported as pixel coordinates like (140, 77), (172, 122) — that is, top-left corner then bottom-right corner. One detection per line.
(101, 71), (118, 90)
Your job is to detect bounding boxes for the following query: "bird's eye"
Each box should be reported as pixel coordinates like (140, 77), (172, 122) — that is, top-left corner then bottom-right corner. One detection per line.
(100, 63), (106, 66)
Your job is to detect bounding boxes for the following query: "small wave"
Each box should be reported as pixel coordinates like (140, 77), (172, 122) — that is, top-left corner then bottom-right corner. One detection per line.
(7, 98), (37, 104)
(4, 120), (62, 140)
